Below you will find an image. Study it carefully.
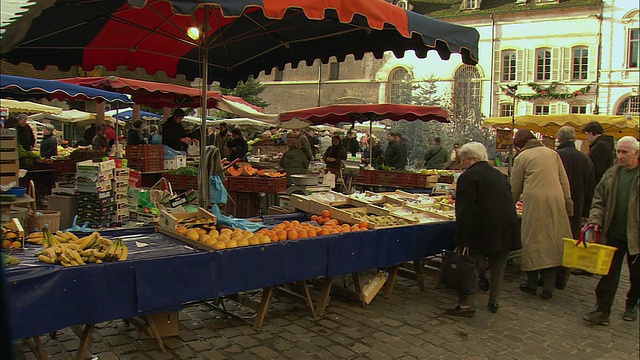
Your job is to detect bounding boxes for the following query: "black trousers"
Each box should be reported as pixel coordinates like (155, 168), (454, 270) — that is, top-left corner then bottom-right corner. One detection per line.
(458, 249), (509, 306)
(596, 234), (640, 312)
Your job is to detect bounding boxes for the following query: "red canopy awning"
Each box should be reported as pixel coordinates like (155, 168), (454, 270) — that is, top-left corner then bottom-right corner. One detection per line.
(278, 104), (449, 126)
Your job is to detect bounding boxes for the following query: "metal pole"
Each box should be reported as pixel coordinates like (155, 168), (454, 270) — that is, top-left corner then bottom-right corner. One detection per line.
(198, 7), (210, 207)
(508, 88), (517, 177)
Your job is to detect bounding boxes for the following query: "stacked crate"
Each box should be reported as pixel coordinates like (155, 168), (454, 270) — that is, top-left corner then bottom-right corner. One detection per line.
(75, 159), (116, 227)
(113, 168), (130, 223)
(125, 145), (164, 172)
(0, 129), (19, 187)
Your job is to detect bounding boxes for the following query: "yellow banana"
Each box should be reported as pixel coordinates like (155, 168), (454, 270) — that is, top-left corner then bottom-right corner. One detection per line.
(67, 248), (85, 265)
(69, 259), (79, 266)
(28, 232), (44, 239)
(56, 231), (71, 240)
(93, 250), (106, 259)
(80, 249), (93, 257)
(88, 255), (96, 263)
(95, 259), (103, 264)
(60, 260), (72, 267)
(118, 245), (128, 261)
(66, 232), (80, 242)
(38, 255), (55, 264)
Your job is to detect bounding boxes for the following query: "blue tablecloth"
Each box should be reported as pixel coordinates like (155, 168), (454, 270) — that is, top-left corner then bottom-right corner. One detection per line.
(4, 222), (459, 340)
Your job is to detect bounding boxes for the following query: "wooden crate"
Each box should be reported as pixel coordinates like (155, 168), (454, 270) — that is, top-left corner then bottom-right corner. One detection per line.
(158, 207), (217, 232)
(0, 129), (19, 186)
(156, 226), (215, 252)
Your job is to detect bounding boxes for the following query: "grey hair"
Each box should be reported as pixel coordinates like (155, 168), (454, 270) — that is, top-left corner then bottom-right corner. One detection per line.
(557, 126), (576, 142)
(617, 136), (639, 152)
(458, 142), (488, 162)
(17, 113), (28, 120)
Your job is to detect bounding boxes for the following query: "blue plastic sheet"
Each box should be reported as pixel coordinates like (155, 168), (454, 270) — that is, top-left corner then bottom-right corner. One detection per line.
(210, 204), (265, 232)
(5, 222), (470, 340)
(209, 175), (228, 204)
(163, 145), (186, 159)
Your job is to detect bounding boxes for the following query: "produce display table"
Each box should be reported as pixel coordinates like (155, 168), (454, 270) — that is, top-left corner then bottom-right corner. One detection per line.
(5, 221), (460, 356)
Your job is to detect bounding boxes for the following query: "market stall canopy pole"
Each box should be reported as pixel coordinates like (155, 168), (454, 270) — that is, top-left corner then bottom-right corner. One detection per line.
(0, 74), (133, 105)
(0, 98), (62, 115)
(483, 114), (640, 140)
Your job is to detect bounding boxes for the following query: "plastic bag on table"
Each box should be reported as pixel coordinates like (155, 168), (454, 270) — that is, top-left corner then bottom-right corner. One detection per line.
(163, 145), (186, 159)
(209, 204), (265, 232)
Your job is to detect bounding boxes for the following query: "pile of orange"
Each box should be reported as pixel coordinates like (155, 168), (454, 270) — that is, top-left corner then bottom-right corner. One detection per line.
(256, 211), (369, 242)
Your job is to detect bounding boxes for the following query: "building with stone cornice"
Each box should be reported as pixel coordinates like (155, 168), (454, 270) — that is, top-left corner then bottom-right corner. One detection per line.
(256, 0), (639, 121)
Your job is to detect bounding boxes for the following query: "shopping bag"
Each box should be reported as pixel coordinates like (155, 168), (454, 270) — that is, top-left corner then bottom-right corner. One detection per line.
(562, 224), (616, 275)
(437, 247), (477, 295)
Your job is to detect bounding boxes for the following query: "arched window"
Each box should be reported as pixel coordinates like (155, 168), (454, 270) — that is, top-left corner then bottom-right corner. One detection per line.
(535, 48), (552, 81)
(387, 68), (412, 104)
(617, 96), (640, 116)
(452, 65), (481, 119)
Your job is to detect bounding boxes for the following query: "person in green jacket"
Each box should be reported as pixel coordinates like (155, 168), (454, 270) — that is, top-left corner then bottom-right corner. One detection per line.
(280, 138), (310, 185)
(424, 137), (449, 169)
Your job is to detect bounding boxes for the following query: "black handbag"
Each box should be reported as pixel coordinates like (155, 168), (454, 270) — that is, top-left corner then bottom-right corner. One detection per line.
(437, 247), (478, 295)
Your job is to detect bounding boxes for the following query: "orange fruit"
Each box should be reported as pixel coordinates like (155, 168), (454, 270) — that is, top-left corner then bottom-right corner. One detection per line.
(358, 221), (369, 229)
(11, 241), (21, 249)
(306, 229), (317, 238)
(175, 226), (188, 236)
(269, 233), (279, 242)
(318, 229), (329, 236)
(291, 220), (301, 226)
(321, 210), (331, 218)
(310, 215), (318, 221)
(277, 231), (287, 241)
(287, 230), (298, 240)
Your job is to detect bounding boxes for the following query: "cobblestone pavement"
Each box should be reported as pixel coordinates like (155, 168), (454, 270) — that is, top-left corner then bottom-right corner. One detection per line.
(14, 262), (639, 360)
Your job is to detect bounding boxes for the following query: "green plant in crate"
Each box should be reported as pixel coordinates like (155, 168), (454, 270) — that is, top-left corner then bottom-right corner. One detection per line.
(168, 166), (198, 177)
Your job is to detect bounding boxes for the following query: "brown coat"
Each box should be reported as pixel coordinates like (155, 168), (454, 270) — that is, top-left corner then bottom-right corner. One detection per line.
(511, 140), (573, 271)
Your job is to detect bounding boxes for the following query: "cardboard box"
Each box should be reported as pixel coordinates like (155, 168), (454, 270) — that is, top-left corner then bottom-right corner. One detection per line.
(130, 211), (158, 223)
(76, 159), (116, 173)
(76, 170), (113, 182)
(112, 180), (128, 193)
(113, 168), (130, 178)
(167, 190), (197, 208)
(77, 195), (114, 207)
(139, 311), (179, 339)
(163, 155), (187, 170)
(75, 180), (112, 193)
(158, 207), (217, 231)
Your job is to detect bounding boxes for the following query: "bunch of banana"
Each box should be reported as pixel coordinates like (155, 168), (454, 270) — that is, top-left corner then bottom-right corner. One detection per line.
(37, 242), (85, 266)
(104, 238), (128, 261)
(27, 230), (81, 245)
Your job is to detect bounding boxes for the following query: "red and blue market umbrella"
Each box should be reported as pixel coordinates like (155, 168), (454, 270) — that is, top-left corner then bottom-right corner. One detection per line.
(0, 74), (132, 105)
(0, 0), (478, 205)
(1, 0), (479, 88)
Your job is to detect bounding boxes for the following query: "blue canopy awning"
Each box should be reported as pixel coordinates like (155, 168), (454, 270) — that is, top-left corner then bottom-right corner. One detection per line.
(106, 108), (163, 121)
(0, 74), (132, 105)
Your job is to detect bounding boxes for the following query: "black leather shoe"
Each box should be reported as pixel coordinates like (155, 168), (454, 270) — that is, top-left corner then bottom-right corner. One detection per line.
(444, 305), (476, 318)
(488, 303), (499, 314)
(541, 290), (553, 299)
(555, 282), (566, 290)
(519, 284), (537, 295)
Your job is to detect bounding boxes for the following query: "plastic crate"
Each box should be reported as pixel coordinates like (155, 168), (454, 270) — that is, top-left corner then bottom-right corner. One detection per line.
(125, 145), (163, 159)
(52, 159), (75, 173)
(163, 173), (199, 190)
(562, 238), (616, 275)
(253, 177), (287, 193)
(128, 158), (164, 172)
(353, 169), (373, 184)
(227, 176), (254, 191)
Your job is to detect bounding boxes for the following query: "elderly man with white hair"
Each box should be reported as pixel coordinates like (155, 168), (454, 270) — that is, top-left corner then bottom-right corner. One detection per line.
(584, 136), (640, 325)
(444, 142), (520, 317)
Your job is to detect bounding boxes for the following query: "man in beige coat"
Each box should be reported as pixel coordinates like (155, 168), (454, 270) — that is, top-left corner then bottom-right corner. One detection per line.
(510, 130), (573, 299)
(584, 136), (640, 325)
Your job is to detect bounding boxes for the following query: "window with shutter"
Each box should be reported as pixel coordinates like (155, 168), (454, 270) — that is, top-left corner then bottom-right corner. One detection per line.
(628, 29), (639, 68)
(525, 103), (533, 115)
(562, 47), (571, 82)
(551, 48), (560, 81)
(535, 104), (550, 115)
(329, 61), (340, 80)
(526, 49), (535, 83)
(571, 47), (589, 81)
(500, 104), (514, 117)
(501, 50), (517, 82)
(570, 105), (587, 114)
(536, 48), (552, 81)
(493, 50), (501, 84)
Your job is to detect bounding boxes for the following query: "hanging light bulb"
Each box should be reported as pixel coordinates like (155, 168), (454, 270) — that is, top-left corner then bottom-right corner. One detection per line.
(187, 27), (200, 41)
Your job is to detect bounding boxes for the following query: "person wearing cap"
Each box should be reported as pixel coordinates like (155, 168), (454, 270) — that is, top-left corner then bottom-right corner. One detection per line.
(424, 137), (449, 170)
(40, 124), (58, 159)
(384, 130), (407, 170)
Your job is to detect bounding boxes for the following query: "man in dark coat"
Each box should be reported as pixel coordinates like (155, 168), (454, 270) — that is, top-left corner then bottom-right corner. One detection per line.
(342, 131), (361, 157)
(16, 113), (35, 151)
(424, 137), (449, 169)
(383, 130), (407, 170)
(83, 123), (96, 145)
(583, 121), (614, 184)
(161, 109), (189, 151)
(555, 126), (596, 287)
(227, 128), (248, 162)
(127, 120), (146, 145)
(445, 142), (519, 317)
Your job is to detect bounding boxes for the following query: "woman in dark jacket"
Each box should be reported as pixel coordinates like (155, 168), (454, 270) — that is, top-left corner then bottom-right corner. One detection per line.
(280, 139), (309, 185)
(127, 120), (146, 145)
(445, 141), (519, 317)
(228, 128), (249, 162)
(40, 124), (58, 159)
(323, 135), (347, 175)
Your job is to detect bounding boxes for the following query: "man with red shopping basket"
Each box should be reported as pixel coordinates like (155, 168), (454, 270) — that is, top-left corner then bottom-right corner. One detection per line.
(584, 136), (639, 325)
